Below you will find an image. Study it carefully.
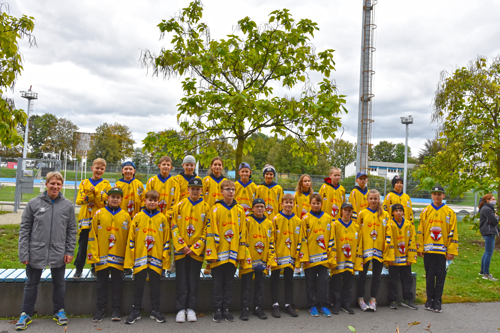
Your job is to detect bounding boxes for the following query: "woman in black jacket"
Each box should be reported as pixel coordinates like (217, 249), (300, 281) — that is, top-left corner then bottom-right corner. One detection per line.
(479, 194), (499, 281)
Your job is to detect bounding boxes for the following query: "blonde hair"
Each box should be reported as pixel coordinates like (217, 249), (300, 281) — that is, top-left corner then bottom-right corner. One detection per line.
(92, 158), (106, 167)
(282, 193), (294, 203)
(46, 171), (64, 184)
(158, 156), (172, 165)
(220, 179), (235, 190)
(367, 189), (383, 218)
(295, 174), (313, 195)
(208, 156), (224, 176)
(329, 166), (341, 174)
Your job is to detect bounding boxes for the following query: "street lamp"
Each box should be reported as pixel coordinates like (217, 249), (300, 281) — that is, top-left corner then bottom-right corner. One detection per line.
(20, 88), (38, 170)
(400, 115), (413, 194)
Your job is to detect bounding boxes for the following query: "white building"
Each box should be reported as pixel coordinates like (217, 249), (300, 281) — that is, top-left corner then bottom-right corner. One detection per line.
(345, 161), (416, 180)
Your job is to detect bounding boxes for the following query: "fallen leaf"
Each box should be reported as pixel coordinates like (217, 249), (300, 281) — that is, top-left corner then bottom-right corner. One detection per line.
(96, 328), (103, 331)
(396, 326), (399, 333)
(347, 326), (356, 332)
(9, 320), (17, 324)
(65, 327), (68, 332)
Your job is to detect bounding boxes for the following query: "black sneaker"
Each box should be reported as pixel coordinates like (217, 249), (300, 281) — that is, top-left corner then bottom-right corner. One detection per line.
(331, 306), (340, 315)
(111, 309), (121, 321)
(401, 299), (418, 310)
(284, 305), (298, 317)
(123, 269), (133, 276)
(93, 308), (105, 322)
(253, 307), (267, 319)
(433, 301), (442, 313)
(424, 300), (434, 312)
(125, 309), (141, 324)
(340, 304), (355, 314)
(213, 308), (223, 323)
(272, 305), (281, 318)
(389, 301), (398, 310)
(223, 308), (234, 322)
(239, 308), (250, 321)
(73, 269), (83, 279)
(150, 310), (166, 323)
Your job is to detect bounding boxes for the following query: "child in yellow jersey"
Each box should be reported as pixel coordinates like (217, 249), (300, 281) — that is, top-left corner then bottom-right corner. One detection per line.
(115, 161), (145, 219)
(171, 178), (210, 323)
(174, 155), (203, 202)
(348, 172), (369, 223)
(74, 158), (111, 278)
(383, 175), (414, 224)
(270, 193), (300, 318)
(387, 204), (418, 310)
(87, 187), (130, 322)
(293, 174), (313, 219)
(355, 189), (394, 312)
(319, 167), (345, 219)
(203, 156), (227, 208)
(417, 186), (458, 313)
(146, 156), (179, 218)
(235, 163), (258, 216)
(124, 190), (171, 324)
(256, 164), (284, 220)
(330, 202), (359, 315)
(205, 180), (247, 323)
(239, 198), (276, 321)
(299, 194), (335, 318)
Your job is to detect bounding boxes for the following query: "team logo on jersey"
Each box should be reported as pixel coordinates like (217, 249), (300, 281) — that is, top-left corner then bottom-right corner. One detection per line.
(158, 199), (167, 212)
(265, 204), (274, 216)
(370, 230), (378, 241)
(446, 215), (450, 223)
(201, 213), (206, 222)
(316, 235), (326, 250)
(145, 235), (155, 252)
(109, 234), (116, 249)
(127, 200), (135, 214)
(122, 221), (128, 230)
(255, 241), (265, 254)
(246, 257), (252, 265)
(87, 253), (93, 260)
(407, 200), (411, 207)
(398, 242), (406, 254)
(332, 204), (339, 217)
(206, 249), (212, 257)
(299, 252), (304, 259)
(295, 226), (300, 234)
(224, 229), (234, 243)
(87, 201), (94, 213)
(193, 242), (201, 250)
(137, 187), (143, 196)
(285, 237), (292, 249)
(187, 224), (195, 237)
(241, 204), (251, 216)
(342, 244), (352, 258)
(178, 237), (185, 245)
(301, 208), (308, 219)
(430, 226), (442, 241)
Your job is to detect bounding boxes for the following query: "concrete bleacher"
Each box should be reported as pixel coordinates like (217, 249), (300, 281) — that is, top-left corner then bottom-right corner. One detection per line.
(0, 268), (416, 317)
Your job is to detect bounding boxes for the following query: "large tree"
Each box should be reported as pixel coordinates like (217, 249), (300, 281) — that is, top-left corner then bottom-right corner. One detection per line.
(0, 5), (35, 146)
(141, 2), (346, 170)
(88, 123), (135, 164)
(326, 138), (356, 175)
(414, 55), (500, 197)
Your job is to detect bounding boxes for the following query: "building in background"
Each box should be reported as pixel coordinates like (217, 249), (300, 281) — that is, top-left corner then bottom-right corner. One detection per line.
(345, 161), (416, 180)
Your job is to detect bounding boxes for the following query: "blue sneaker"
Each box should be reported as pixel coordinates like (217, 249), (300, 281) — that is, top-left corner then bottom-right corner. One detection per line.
(320, 307), (331, 317)
(309, 307), (319, 317)
(53, 309), (69, 326)
(15, 312), (32, 331)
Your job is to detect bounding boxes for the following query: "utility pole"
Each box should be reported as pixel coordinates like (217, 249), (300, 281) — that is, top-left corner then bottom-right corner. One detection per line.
(20, 88), (38, 170)
(400, 115), (413, 194)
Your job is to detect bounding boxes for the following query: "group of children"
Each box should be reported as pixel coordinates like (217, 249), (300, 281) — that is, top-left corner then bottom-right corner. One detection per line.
(71, 156), (459, 325)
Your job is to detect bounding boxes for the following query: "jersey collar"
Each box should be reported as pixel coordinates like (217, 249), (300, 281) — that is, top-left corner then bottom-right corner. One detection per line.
(106, 206), (122, 215)
(279, 211), (296, 220)
(431, 203), (445, 211)
(157, 174), (171, 183)
(393, 217), (405, 229)
(237, 179), (253, 187)
(89, 178), (104, 186)
(118, 178), (135, 184)
(188, 197), (203, 206)
(338, 218), (352, 229)
(250, 214), (267, 224)
(391, 190), (403, 197)
(354, 186), (368, 195)
(310, 210), (323, 219)
(209, 174), (225, 183)
(143, 208), (160, 218)
(367, 207), (377, 214)
(261, 181), (277, 188)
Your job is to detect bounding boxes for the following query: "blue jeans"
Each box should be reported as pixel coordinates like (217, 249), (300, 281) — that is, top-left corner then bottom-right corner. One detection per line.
(481, 235), (496, 275)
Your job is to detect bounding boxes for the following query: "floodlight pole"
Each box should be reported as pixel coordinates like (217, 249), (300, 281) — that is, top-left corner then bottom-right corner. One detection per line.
(20, 89), (38, 169)
(400, 115), (413, 194)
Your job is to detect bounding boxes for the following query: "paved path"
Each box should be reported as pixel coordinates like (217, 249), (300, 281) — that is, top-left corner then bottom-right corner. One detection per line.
(1, 302), (498, 332)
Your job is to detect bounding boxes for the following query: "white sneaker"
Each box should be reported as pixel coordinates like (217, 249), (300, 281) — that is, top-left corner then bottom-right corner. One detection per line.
(358, 298), (368, 311)
(176, 309), (186, 323)
(186, 308), (197, 322)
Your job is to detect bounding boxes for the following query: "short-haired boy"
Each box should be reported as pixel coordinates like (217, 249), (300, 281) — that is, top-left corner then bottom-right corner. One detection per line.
(115, 161), (145, 219)
(348, 172), (369, 223)
(174, 155), (203, 202)
(124, 190), (171, 324)
(383, 175), (414, 224)
(87, 188), (131, 322)
(387, 204), (418, 310)
(256, 164), (284, 221)
(299, 194), (335, 318)
(235, 162), (258, 217)
(171, 178), (210, 323)
(205, 180), (247, 323)
(239, 198), (276, 321)
(319, 167), (346, 219)
(417, 186), (458, 313)
(74, 158), (111, 278)
(270, 193), (301, 318)
(146, 156), (180, 216)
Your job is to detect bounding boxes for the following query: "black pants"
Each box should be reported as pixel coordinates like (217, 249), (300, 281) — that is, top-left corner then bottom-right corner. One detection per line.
(304, 265), (329, 308)
(330, 271), (354, 307)
(270, 267), (294, 305)
(241, 270), (264, 309)
(387, 265), (414, 302)
(357, 259), (383, 298)
(22, 264), (66, 316)
(211, 263), (236, 310)
(74, 229), (90, 270)
(96, 267), (123, 311)
(132, 268), (161, 311)
(175, 256), (203, 311)
(424, 253), (446, 304)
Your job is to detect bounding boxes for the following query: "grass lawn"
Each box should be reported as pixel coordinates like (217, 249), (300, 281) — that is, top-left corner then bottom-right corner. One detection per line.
(0, 187), (77, 202)
(0, 210), (10, 215)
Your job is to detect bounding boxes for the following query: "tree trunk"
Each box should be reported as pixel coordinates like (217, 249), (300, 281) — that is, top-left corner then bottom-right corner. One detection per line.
(235, 138), (244, 180)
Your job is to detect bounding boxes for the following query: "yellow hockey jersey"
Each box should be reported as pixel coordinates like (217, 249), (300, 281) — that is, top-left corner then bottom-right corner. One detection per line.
(387, 217), (417, 266)
(115, 178), (145, 218)
(330, 218), (360, 275)
(319, 179), (345, 219)
(124, 209), (171, 275)
(293, 192), (312, 219)
(87, 206), (131, 272)
(256, 182), (284, 221)
(174, 172), (202, 202)
(205, 200), (247, 268)
(146, 174), (180, 216)
(235, 179), (258, 217)
(203, 174), (227, 208)
(417, 203), (458, 256)
(299, 211), (335, 270)
(354, 208), (394, 270)
(272, 211), (302, 271)
(76, 178), (111, 232)
(383, 191), (414, 224)
(240, 214), (276, 275)
(171, 197), (210, 262)
(348, 186), (369, 223)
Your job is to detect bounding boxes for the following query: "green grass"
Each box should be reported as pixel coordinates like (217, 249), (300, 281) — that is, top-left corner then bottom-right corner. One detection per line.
(0, 187), (77, 202)
(0, 210), (10, 215)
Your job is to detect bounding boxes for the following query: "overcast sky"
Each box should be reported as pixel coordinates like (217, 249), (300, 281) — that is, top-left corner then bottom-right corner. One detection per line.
(8, 0), (500, 158)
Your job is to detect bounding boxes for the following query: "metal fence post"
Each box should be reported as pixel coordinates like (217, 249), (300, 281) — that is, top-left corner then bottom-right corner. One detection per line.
(74, 160), (78, 207)
(14, 157), (23, 213)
